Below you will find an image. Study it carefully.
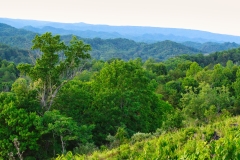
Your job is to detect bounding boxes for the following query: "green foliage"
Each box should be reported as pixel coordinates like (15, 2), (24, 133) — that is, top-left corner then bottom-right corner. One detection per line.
(0, 22), (203, 62)
(17, 32), (91, 111)
(180, 47), (240, 67)
(106, 126), (129, 148)
(186, 62), (202, 77)
(57, 116), (240, 159)
(0, 59), (18, 92)
(11, 78), (40, 113)
(0, 92), (40, 159)
(0, 43), (34, 64)
(157, 80), (182, 107)
(61, 37), (201, 61)
(0, 23), (35, 49)
(90, 59), (171, 144)
(3, 29), (240, 159)
(144, 59), (167, 77)
(182, 41), (240, 53)
(130, 132), (153, 144)
(162, 109), (185, 130)
(181, 83), (233, 123)
(73, 143), (98, 155)
(53, 80), (93, 125)
(35, 110), (94, 155)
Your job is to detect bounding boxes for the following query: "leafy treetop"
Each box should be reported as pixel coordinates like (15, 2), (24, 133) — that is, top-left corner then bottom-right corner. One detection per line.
(17, 32), (91, 112)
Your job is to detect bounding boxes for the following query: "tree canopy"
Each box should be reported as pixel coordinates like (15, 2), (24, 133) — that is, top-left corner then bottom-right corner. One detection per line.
(17, 32), (91, 112)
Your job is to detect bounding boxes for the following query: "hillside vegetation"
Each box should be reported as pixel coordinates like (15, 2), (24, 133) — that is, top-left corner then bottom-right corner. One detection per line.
(82, 38), (201, 61)
(1, 23), (240, 62)
(0, 23), (202, 61)
(57, 115), (240, 160)
(0, 43), (34, 64)
(179, 47), (240, 66)
(182, 41), (240, 53)
(0, 23), (35, 49)
(1, 31), (240, 159)
(0, 58), (18, 92)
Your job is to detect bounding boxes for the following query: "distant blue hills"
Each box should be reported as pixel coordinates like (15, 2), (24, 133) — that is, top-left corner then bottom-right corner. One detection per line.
(0, 18), (240, 62)
(1, 18), (240, 43)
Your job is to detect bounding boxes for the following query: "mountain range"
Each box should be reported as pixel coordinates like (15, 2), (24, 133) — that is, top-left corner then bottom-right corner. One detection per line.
(0, 22), (202, 61)
(0, 19), (240, 62)
(1, 18), (240, 43)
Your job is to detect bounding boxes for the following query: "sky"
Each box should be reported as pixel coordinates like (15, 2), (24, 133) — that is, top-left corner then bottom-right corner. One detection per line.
(1, 0), (240, 36)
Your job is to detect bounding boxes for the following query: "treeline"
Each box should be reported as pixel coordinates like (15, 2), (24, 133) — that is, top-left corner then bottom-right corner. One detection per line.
(0, 23), (201, 61)
(1, 22), (240, 63)
(53, 36), (203, 61)
(179, 47), (240, 67)
(0, 58), (18, 92)
(1, 33), (240, 159)
(0, 43), (34, 64)
(182, 41), (240, 53)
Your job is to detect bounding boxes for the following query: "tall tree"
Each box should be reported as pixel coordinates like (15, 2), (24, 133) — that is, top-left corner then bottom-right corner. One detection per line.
(17, 32), (91, 112)
(90, 60), (171, 144)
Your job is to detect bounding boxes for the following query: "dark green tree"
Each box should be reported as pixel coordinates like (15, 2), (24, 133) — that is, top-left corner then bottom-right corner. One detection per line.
(90, 59), (171, 144)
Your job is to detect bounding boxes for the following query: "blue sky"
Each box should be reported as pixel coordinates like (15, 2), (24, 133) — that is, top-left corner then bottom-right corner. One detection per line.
(1, 0), (240, 36)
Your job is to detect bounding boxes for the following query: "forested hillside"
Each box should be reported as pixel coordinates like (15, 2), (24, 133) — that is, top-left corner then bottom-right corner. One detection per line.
(0, 43), (33, 63)
(0, 58), (18, 92)
(77, 38), (201, 61)
(1, 32), (240, 159)
(0, 23), (35, 49)
(182, 41), (240, 53)
(22, 25), (123, 39)
(0, 23), (202, 61)
(179, 47), (240, 67)
(2, 22), (240, 62)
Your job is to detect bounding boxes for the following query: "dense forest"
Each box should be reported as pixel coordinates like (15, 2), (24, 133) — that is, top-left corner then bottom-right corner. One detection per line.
(1, 22), (240, 62)
(0, 30), (240, 159)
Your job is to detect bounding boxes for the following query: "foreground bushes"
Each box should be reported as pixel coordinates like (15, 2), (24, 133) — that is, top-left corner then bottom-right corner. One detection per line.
(56, 116), (240, 160)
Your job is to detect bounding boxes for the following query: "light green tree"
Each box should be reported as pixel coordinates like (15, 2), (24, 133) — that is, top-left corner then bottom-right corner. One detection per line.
(181, 83), (232, 123)
(0, 92), (40, 158)
(17, 32), (91, 112)
(186, 62), (202, 77)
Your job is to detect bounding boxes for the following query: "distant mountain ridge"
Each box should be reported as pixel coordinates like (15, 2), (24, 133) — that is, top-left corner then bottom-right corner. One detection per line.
(0, 23), (35, 49)
(1, 18), (240, 43)
(22, 25), (123, 39)
(0, 22), (202, 61)
(0, 22), (240, 62)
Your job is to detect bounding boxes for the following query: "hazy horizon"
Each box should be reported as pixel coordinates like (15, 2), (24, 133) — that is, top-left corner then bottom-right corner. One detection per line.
(1, 0), (240, 36)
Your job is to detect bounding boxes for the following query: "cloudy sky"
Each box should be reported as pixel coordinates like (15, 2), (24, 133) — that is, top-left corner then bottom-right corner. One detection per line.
(1, 0), (240, 35)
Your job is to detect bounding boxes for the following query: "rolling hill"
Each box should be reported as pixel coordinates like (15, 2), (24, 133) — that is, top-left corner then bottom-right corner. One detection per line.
(182, 41), (240, 53)
(1, 18), (240, 43)
(0, 23), (36, 49)
(0, 23), (202, 61)
(1, 22), (240, 62)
